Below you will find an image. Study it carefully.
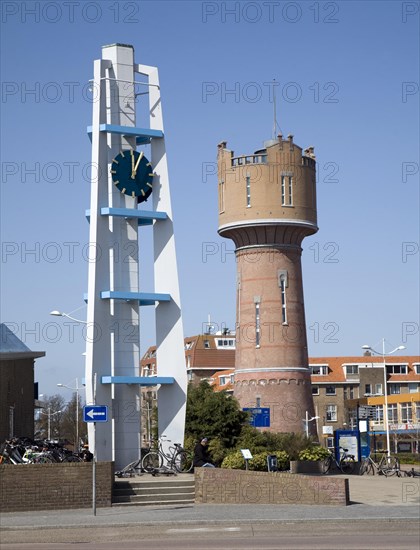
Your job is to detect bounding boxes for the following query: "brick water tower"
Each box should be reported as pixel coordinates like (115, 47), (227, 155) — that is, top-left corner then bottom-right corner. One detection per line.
(217, 134), (318, 434)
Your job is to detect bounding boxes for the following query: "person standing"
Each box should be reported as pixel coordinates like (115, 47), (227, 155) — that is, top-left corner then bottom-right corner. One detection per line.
(193, 437), (215, 468)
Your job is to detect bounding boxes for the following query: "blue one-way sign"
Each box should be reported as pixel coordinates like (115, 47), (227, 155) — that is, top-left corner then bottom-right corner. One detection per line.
(83, 405), (108, 423)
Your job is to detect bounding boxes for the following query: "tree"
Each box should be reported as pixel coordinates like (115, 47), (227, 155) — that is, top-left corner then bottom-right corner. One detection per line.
(185, 381), (248, 449)
(35, 395), (66, 441)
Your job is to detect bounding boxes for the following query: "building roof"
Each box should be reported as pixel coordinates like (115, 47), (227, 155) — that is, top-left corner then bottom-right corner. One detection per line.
(0, 323), (46, 360)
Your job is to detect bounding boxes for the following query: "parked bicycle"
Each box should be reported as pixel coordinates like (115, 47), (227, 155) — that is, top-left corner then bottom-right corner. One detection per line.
(141, 436), (193, 474)
(359, 450), (401, 477)
(322, 446), (356, 475)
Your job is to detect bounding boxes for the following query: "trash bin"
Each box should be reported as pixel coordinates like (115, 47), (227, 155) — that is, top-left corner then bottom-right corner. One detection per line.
(267, 454), (278, 472)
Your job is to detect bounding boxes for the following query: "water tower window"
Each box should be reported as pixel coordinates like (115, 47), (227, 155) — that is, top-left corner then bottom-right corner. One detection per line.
(246, 176), (251, 207)
(255, 302), (260, 347)
(281, 174), (293, 206)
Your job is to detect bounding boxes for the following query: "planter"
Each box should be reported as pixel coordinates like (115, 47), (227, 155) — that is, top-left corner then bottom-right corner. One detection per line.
(290, 460), (323, 474)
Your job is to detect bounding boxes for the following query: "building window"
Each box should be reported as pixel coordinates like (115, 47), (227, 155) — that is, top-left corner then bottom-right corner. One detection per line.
(375, 405), (383, 422)
(281, 174), (293, 206)
(256, 397), (261, 407)
(387, 404), (398, 422)
(230, 374), (235, 384)
(408, 383), (419, 393)
(204, 340), (210, 349)
(416, 403), (420, 421)
(344, 387), (355, 400)
(345, 365), (359, 375)
(326, 386), (336, 395)
(312, 387), (319, 395)
(219, 377), (226, 386)
(401, 403), (413, 423)
(414, 364), (420, 375)
(185, 341), (194, 350)
(326, 405), (337, 422)
(280, 275), (287, 324)
(187, 370), (193, 382)
(374, 383), (383, 395)
(246, 175), (251, 207)
(311, 365), (328, 376)
(389, 384), (400, 395)
(365, 384), (372, 395)
(219, 180), (225, 213)
(386, 364), (408, 375)
(255, 302), (260, 347)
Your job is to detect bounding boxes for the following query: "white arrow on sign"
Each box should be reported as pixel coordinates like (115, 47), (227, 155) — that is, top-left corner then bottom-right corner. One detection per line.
(86, 409), (106, 419)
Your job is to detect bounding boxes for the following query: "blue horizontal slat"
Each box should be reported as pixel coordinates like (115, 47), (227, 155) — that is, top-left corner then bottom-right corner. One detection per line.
(101, 376), (175, 386)
(86, 124), (163, 142)
(85, 208), (167, 226)
(100, 291), (171, 305)
(101, 207), (167, 223)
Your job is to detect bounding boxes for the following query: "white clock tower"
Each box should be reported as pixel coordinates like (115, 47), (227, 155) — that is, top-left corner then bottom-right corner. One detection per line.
(84, 44), (186, 469)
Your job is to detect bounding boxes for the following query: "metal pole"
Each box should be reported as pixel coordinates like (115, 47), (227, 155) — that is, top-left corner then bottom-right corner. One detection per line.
(92, 440), (96, 516)
(76, 378), (79, 452)
(382, 339), (391, 459)
(48, 407), (51, 440)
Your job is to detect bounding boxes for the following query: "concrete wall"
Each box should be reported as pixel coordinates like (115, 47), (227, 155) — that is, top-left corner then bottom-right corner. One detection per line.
(195, 468), (349, 506)
(0, 462), (113, 512)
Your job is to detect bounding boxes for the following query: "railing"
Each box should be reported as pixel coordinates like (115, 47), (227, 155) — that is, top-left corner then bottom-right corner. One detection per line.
(231, 154), (267, 166)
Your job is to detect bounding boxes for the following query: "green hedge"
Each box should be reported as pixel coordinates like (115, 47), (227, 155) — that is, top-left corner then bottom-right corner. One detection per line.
(298, 446), (330, 461)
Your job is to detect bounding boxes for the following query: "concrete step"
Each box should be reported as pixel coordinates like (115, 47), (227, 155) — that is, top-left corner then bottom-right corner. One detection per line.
(113, 498), (194, 507)
(114, 485), (194, 496)
(112, 476), (195, 507)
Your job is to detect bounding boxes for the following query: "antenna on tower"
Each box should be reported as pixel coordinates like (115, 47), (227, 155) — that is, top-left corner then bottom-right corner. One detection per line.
(272, 79), (282, 139)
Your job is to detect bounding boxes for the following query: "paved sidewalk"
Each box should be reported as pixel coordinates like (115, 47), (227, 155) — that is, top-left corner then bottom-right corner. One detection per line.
(1, 473), (419, 530)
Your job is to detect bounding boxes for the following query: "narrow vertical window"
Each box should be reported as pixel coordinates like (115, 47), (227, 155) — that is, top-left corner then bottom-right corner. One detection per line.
(246, 175), (251, 207)
(219, 180), (225, 213)
(254, 296), (261, 348)
(281, 173), (293, 206)
(288, 176), (293, 205)
(279, 273), (287, 324)
(281, 175), (286, 205)
(255, 302), (260, 347)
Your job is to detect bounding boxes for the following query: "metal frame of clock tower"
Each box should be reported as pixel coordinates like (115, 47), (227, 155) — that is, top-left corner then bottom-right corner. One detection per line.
(85, 44), (186, 469)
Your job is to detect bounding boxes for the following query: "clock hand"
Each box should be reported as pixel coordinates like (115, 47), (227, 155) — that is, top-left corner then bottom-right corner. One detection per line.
(131, 151), (144, 179)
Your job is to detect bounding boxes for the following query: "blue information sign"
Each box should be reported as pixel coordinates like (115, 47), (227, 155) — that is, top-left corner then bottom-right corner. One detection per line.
(243, 407), (270, 428)
(83, 405), (108, 423)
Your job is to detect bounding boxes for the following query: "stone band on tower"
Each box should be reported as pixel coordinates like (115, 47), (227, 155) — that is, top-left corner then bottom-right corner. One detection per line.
(218, 134), (318, 434)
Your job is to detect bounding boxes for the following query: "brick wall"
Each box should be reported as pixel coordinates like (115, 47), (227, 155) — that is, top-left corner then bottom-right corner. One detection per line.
(0, 462), (114, 512)
(195, 468), (349, 506)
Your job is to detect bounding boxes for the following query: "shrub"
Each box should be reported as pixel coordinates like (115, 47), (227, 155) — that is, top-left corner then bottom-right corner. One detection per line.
(221, 449), (290, 471)
(298, 446), (330, 461)
(397, 453), (420, 465)
(221, 450), (246, 470)
(251, 451), (289, 471)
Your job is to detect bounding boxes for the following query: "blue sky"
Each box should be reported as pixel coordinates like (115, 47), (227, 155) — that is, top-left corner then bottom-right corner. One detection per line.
(1, 1), (419, 399)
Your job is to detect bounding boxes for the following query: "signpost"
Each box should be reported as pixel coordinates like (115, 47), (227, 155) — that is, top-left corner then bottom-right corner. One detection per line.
(83, 404), (108, 516)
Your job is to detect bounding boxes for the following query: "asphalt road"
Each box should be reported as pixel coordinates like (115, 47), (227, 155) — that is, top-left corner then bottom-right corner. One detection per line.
(1, 520), (419, 549)
(1, 473), (419, 549)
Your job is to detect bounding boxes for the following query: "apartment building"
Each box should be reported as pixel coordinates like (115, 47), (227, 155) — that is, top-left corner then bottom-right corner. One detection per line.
(141, 335), (420, 450)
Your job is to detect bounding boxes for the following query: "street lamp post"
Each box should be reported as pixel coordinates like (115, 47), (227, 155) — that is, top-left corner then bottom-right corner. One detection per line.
(39, 408), (62, 440)
(362, 339), (405, 458)
(304, 411), (320, 437)
(57, 378), (81, 452)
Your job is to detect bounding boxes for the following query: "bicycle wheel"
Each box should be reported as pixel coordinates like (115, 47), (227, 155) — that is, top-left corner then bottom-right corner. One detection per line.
(340, 458), (355, 475)
(173, 451), (193, 473)
(141, 452), (163, 472)
(34, 455), (54, 463)
(383, 456), (400, 477)
(322, 457), (332, 474)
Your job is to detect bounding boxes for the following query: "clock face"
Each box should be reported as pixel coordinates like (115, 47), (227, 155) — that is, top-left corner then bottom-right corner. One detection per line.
(110, 150), (153, 203)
